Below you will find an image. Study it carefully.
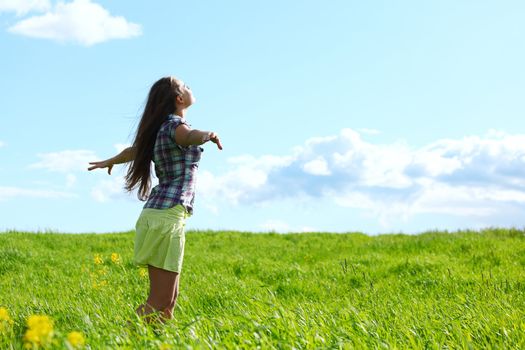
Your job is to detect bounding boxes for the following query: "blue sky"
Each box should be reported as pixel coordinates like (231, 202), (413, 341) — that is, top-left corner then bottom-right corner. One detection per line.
(1, 0), (525, 234)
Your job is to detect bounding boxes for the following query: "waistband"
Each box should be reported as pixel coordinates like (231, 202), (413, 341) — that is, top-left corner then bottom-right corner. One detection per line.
(140, 204), (191, 220)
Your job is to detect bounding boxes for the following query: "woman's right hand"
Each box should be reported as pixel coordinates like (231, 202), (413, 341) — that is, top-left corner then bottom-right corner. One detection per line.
(88, 160), (114, 175)
(208, 132), (223, 150)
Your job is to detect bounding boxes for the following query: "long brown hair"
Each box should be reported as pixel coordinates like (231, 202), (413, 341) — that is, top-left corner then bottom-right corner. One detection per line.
(125, 77), (183, 200)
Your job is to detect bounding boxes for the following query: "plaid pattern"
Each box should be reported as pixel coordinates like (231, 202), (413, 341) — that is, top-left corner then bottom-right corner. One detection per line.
(143, 114), (203, 215)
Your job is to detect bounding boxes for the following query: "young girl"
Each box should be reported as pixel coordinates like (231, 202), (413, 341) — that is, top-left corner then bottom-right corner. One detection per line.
(88, 76), (223, 324)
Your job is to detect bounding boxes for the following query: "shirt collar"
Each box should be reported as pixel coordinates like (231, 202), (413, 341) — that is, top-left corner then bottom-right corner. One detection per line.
(167, 114), (186, 123)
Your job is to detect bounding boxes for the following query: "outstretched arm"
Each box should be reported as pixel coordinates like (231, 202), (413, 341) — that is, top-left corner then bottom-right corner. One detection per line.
(87, 146), (136, 175)
(175, 124), (223, 150)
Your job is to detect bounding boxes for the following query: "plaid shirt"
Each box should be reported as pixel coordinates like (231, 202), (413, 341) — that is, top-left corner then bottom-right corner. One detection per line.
(144, 114), (203, 215)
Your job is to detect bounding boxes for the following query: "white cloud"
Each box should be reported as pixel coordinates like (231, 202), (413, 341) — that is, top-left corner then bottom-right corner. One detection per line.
(65, 173), (76, 188)
(0, 186), (74, 201)
(29, 149), (98, 172)
(260, 220), (291, 233)
(198, 129), (525, 227)
(114, 143), (131, 153)
(0, 0), (50, 15)
(259, 220), (318, 233)
(330, 189), (376, 210)
(37, 128), (522, 229)
(197, 154), (294, 205)
(8, 0), (142, 46)
(303, 156), (331, 176)
(357, 128), (381, 135)
(90, 174), (135, 202)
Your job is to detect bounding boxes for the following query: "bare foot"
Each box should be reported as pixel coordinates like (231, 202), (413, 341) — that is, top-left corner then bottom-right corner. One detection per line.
(135, 303), (166, 325)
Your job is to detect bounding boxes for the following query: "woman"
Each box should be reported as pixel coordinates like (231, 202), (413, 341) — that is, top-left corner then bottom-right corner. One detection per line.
(88, 76), (223, 324)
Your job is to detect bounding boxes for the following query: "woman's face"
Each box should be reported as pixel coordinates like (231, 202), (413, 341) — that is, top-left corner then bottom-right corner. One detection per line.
(176, 80), (196, 107)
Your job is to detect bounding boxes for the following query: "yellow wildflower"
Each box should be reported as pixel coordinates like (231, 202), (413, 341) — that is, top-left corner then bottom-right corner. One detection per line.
(24, 328), (40, 343)
(159, 343), (173, 350)
(67, 331), (85, 348)
(94, 254), (103, 265)
(139, 268), (148, 278)
(96, 266), (108, 276)
(92, 280), (107, 289)
(0, 307), (12, 322)
(26, 315), (53, 331)
(111, 253), (121, 264)
(0, 307), (14, 333)
(24, 315), (54, 348)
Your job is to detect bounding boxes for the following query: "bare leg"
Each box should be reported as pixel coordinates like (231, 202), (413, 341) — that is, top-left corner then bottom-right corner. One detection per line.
(135, 265), (180, 324)
(161, 274), (180, 319)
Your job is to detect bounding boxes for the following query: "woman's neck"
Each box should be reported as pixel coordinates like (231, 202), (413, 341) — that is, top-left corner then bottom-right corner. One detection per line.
(174, 107), (187, 118)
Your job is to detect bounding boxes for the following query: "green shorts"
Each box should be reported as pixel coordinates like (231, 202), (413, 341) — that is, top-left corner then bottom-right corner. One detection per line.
(133, 204), (191, 273)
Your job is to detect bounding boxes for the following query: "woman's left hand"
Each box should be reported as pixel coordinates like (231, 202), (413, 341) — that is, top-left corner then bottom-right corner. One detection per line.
(88, 160), (114, 175)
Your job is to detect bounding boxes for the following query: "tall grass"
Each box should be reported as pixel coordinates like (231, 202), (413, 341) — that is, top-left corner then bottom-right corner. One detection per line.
(1, 228), (524, 349)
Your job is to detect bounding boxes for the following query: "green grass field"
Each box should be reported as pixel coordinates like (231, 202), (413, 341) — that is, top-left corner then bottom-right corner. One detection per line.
(0, 228), (524, 349)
